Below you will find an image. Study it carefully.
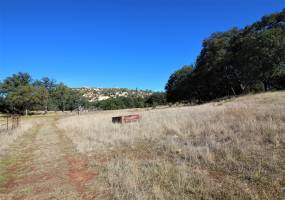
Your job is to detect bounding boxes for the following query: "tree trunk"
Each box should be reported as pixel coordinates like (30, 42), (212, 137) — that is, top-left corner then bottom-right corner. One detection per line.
(45, 96), (49, 114)
(45, 104), (48, 114)
(240, 84), (245, 93)
(263, 81), (269, 91)
(231, 87), (236, 96)
(25, 109), (28, 116)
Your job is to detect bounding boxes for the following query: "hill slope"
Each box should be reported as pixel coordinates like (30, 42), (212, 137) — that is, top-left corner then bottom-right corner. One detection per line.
(57, 91), (285, 199)
(76, 87), (152, 102)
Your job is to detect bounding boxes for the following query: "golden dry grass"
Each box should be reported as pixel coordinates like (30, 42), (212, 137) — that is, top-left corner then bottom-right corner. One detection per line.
(0, 116), (46, 156)
(0, 112), (69, 156)
(56, 91), (285, 199)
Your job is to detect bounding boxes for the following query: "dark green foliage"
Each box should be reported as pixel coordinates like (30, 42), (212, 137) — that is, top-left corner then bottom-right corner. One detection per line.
(229, 18), (285, 92)
(4, 85), (39, 113)
(145, 92), (167, 107)
(0, 73), (88, 114)
(166, 9), (285, 103)
(0, 73), (38, 113)
(0, 72), (166, 112)
(94, 92), (167, 110)
(94, 96), (146, 110)
(165, 65), (194, 102)
(1, 72), (32, 91)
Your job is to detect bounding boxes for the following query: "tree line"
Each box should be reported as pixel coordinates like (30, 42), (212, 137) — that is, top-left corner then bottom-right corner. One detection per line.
(93, 92), (167, 110)
(166, 9), (285, 103)
(0, 73), (88, 114)
(0, 72), (167, 114)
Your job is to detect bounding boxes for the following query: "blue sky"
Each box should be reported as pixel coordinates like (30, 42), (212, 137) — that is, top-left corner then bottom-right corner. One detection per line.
(0, 0), (284, 91)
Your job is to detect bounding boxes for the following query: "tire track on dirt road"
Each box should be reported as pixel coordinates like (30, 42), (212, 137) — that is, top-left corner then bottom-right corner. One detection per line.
(0, 117), (98, 200)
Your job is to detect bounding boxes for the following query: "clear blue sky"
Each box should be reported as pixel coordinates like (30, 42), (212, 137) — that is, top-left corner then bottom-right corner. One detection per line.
(0, 0), (284, 91)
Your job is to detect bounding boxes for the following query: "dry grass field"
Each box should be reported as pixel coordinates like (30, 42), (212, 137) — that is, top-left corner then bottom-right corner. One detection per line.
(57, 91), (285, 200)
(0, 91), (284, 200)
(0, 116), (44, 156)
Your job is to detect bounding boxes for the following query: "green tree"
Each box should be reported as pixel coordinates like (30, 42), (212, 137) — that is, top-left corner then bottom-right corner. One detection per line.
(1, 72), (32, 92)
(190, 28), (240, 101)
(0, 72), (89, 113)
(51, 83), (69, 112)
(230, 17), (285, 92)
(33, 77), (57, 112)
(0, 73), (37, 114)
(165, 9), (285, 103)
(5, 85), (40, 114)
(165, 65), (194, 102)
(145, 92), (166, 107)
(95, 96), (147, 110)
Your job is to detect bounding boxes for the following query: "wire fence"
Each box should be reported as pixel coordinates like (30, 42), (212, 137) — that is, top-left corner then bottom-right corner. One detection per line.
(0, 115), (21, 133)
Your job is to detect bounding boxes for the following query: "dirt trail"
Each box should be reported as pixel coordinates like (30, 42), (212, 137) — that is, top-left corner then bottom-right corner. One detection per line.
(0, 117), (97, 200)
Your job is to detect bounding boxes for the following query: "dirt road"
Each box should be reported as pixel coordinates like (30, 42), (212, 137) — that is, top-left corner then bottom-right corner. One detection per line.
(0, 117), (98, 200)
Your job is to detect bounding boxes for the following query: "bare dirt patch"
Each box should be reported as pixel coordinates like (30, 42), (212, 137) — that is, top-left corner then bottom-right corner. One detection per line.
(66, 156), (97, 194)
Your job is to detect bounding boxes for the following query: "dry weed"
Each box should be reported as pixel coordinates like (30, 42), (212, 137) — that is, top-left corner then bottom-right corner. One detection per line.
(58, 92), (285, 199)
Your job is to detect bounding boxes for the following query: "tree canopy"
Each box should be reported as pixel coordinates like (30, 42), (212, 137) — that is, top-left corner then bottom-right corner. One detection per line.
(93, 92), (167, 110)
(0, 73), (88, 114)
(0, 73), (167, 113)
(166, 9), (285, 103)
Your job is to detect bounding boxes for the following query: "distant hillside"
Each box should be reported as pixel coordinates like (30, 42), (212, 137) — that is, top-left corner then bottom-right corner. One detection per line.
(75, 87), (153, 102)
